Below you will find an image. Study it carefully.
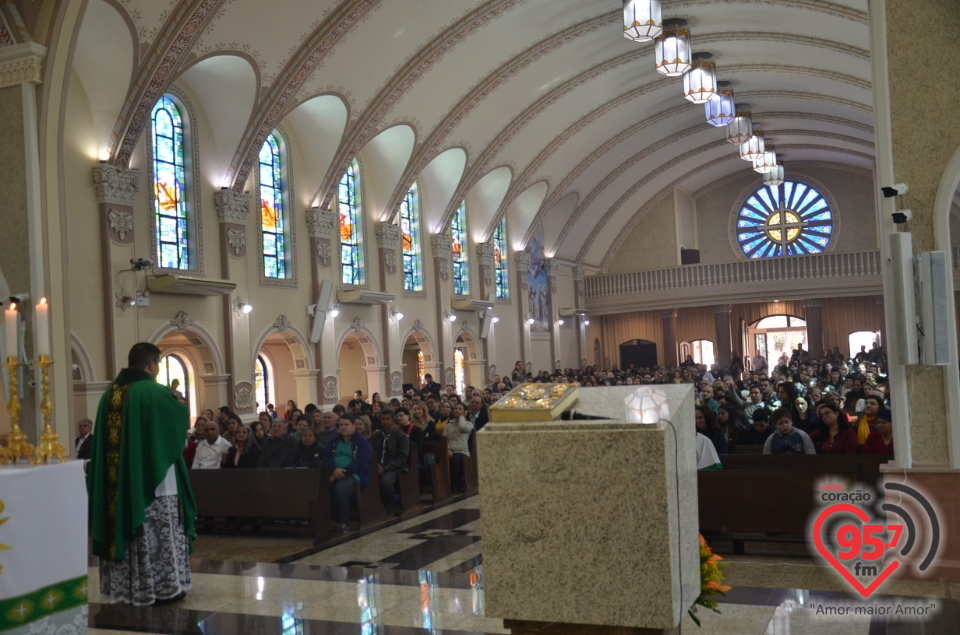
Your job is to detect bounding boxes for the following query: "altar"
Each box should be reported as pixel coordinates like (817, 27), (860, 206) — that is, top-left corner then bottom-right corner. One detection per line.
(477, 385), (699, 634)
(0, 461), (88, 634)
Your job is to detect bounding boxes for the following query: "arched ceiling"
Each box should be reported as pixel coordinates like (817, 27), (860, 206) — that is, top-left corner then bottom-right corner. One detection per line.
(75, 0), (873, 270)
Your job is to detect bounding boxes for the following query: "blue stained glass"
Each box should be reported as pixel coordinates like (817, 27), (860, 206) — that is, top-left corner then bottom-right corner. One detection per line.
(451, 201), (469, 295)
(736, 180), (833, 259)
(400, 183), (422, 291)
(339, 160), (362, 285)
(493, 217), (508, 299)
(151, 95), (190, 270)
(259, 133), (286, 279)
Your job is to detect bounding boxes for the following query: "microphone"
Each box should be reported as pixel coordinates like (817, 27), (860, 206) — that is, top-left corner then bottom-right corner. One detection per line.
(559, 409), (610, 421)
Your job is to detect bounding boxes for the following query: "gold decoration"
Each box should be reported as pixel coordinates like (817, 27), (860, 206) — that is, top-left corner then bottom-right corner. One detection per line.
(34, 355), (65, 464)
(489, 382), (580, 422)
(0, 357), (34, 465)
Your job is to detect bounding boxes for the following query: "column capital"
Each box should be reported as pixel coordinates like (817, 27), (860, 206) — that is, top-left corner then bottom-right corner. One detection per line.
(660, 309), (678, 319)
(92, 165), (141, 206)
(375, 222), (402, 250)
(430, 233), (453, 258)
(545, 258), (561, 277)
(572, 264), (586, 281)
(514, 251), (531, 269)
(713, 304), (732, 314)
(305, 207), (338, 239)
(804, 298), (823, 308)
(0, 42), (46, 88)
(214, 190), (252, 224)
(476, 242), (495, 267)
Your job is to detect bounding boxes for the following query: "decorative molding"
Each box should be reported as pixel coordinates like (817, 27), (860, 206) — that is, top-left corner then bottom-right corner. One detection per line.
(375, 222), (402, 250)
(660, 309), (678, 319)
(92, 165), (141, 206)
(0, 42), (45, 88)
(444, 367), (454, 387)
(306, 207), (338, 239)
(214, 190), (252, 224)
(438, 258), (450, 282)
(477, 243), (495, 287)
(525, 361), (532, 374)
(107, 209), (134, 244)
(572, 265), (586, 281)
(170, 311), (194, 331)
(514, 252), (531, 268)
(233, 381), (257, 412)
(226, 226), (246, 256)
(323, 375), (338, 401)
(430, 233), (453, 259)
(488, 364), (497, 381)
(714, 305), (733, 314)
(390, 371), (402, 394)
(316, 240), (332, 267)
(384, 250), (397, 276)
(804, 298), (823, 308)
(348, 317), (365, 332)
(273, 314), (292, 332)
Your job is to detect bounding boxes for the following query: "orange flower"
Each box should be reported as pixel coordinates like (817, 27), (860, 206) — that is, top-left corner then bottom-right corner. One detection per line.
(707, 554), (723, 566)
(699, 535), (707, 547)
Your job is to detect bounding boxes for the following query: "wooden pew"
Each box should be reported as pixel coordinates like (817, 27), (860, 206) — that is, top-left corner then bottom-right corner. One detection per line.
(463, 430), (479, 494)
(397, 445), (422, 516)
(424, 438), (452, 503)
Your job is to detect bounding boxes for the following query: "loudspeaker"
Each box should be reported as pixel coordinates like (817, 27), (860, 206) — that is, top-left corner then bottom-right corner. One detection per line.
(916, 251), (950, 366)
(888, 233), (918, 365)
(309, 279), (334, 343)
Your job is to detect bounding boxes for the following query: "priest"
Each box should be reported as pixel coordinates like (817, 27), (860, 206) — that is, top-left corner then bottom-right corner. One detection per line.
(87, 342), (196, 605)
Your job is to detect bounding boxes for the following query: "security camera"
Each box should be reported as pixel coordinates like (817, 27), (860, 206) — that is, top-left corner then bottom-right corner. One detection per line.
(881, 183), (909, 198)
(892, 209), (912, 224)
(28, 380), (37, 388)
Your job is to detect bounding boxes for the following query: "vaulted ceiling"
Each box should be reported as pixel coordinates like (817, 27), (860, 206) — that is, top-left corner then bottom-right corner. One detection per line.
(64, 0), (873, 270)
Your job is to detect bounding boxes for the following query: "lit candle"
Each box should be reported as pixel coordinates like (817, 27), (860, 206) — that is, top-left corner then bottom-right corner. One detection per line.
(5, 303), (18, 360)
(36, 298), (50, 356)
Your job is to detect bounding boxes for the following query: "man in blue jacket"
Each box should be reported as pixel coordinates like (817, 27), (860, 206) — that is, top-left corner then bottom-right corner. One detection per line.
(323, 412), (372, 533)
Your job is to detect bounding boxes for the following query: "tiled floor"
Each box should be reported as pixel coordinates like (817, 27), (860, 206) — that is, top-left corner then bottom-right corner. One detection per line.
(87, 496), (960, 634)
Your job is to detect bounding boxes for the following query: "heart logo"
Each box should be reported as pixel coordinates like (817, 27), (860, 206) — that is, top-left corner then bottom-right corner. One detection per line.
(812, 503), (900, 598)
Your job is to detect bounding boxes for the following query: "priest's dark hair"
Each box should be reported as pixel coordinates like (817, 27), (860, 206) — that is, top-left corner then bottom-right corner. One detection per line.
(128, 342), (161, 370)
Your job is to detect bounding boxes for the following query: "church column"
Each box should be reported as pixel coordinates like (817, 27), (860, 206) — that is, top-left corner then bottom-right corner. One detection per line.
(376, 222), (403, 397)
(514, 251), (532, 373)
(91, 164), (140, 378)
(214, 190), (252, 414)
(305, 207), (340, 406)
(431, 234), (455, 388)
(804, 299), (823, 360)
(573, 266), (587, 367)
(713, 305), (732, 369)
(476, 243), (495, 383)
(546, 259), (561, 371)
(660, 309), (679, 368)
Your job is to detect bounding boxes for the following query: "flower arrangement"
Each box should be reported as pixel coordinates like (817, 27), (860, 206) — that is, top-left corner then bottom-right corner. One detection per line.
(689, 534), (731, 627)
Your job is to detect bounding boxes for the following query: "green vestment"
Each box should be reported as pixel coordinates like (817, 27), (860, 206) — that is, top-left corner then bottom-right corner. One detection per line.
(88, 368), (197, 561)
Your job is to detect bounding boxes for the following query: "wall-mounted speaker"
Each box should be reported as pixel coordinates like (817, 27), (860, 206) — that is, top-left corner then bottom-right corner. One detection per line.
(916, 251), (950, 366)
(888, 233), (918, 365)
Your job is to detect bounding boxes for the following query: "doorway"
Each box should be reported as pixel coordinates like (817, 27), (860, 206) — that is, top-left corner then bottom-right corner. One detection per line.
(748, 315), (807, 370)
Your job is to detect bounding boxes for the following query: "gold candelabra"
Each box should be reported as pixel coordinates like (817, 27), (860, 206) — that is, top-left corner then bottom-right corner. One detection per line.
(34, 355), (64, 463)
(0, 357), (34, 465)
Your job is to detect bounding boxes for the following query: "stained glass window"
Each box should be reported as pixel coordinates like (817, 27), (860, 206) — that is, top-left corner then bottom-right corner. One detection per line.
(493, 217), (508, 299)
(254, 355), (271, 412)
(451, 201), (469, 295)
(157, 354), (188, 401)
(259, 133), (286, 278)
(400, 183), (422, 291)
(454, 348), (465, 397)
(736, 180), (834, 258)
(151, 95), (189, 270)
(339, 159), (363, 285)
(417, 350), (425, 387)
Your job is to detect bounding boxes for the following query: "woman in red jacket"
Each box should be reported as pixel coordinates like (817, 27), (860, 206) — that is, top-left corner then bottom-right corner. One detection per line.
(810, 402), (858, 454)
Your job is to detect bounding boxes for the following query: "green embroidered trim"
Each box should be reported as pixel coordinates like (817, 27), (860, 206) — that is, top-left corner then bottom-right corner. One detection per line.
(0, 575), (87, 629)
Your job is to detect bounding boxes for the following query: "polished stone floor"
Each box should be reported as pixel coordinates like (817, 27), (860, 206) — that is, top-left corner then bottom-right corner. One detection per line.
(87, 496), (960, 634)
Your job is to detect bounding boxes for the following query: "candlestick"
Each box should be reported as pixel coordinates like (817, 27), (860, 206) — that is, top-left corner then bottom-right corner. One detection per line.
(0, 357), (34, 465)
(4, 303), (17, 361)
(36, 298), (50, 357)
(34, 354), (64, 464)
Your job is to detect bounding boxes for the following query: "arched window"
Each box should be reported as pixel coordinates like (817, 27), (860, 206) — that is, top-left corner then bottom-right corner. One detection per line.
(157, 354), (188, 400)
(736, 180), (834, 258)
(339, 159), (363, 285)
(259, 133), (288, 279)
(254, 355), (273, 412)
(689, 340), (716, 366)
(400, 183), (423, 291)
(151, 95), (190, 270)
(493, 217), (509, 299)
(451, 201), (469, 295)
(454, 348), (466, 396)
(417, 350), (425, 387)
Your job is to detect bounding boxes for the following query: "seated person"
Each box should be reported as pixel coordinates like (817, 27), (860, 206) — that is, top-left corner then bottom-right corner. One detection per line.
(295, 426), (323, 468)
(192, 420), (232, 469)
(258, 417), (299, 468)
(696, 432), (723, 470)
(810, 402), (857, 454)
(369, 409), (410, 516)
(394, 407), (424, 467)
(763, 408), (815, 455)
(315, 410), (339, 448)
(743, 384), (766, 418)
(741, 408), (774, 446)
(863, 408), (894, 455)
(854, 394), (884, 446)
(717, 403), (748, 450)
(222, 424), (261, 468)
(695, 405), (728, 454)
(323, 413), (373, 534)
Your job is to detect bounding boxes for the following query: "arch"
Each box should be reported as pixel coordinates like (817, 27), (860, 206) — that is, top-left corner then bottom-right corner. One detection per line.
(154, 338), (201, 417)
(748, 314), (808, 370)
(251, 321), (315, 372)
(148, 317), (225, 376)
(454, 323), (481, 363)
(417, 146), (468, 232)
(400, 321), (438, 367)
(70, 333), (96, 383)
(335, 318), (384, 368)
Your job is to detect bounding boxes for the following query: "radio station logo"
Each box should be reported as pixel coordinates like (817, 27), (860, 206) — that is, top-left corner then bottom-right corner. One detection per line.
(810, 480), (940, 599)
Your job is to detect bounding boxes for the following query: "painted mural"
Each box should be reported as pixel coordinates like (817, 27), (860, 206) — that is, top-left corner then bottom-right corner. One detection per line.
(527, 225), (550, 332)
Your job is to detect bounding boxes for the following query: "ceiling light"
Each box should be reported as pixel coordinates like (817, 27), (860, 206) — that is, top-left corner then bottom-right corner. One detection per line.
(654, 25), (691, 76)
(329, 305), (340, 318)
(683, 55), (718, 104)
(527, 317), (535, 325)
(584, 319), (591, 326)
(763, 164), (785, 187)
(705, 87), (735, 128)
(558, 319), (565, 326)
(725, 111), (753, 145)
(391, 308), (404, 321)
(622, 0), (662, 42)
(233, 298), (253, 315)
(492, 316), (500, 323)
(753, 147), (778, 174)
(740, 131), (765, 162)
(448, 313), (457, 322)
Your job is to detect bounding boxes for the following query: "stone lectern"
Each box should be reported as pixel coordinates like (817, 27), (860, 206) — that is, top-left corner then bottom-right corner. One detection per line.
(477, 385), (699, 635)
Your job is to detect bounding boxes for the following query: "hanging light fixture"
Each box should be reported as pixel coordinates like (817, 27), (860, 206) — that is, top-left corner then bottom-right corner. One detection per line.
(654, 21), (691, 76)
(705, 83), (735, 127)
(753, 146), (778, 174)
(740, 130), (765, 162)
(725, 110), (753, 145)
(623, 0), (662, 42)
(763, 163), (785, 187)
(683, 53), (718, 104)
